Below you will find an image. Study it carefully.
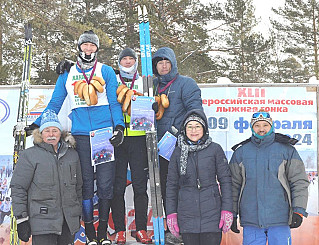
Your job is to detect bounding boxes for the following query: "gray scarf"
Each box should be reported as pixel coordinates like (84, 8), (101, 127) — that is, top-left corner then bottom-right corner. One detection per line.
(77, 56), (96, 71)
(178, 134), (212, 175)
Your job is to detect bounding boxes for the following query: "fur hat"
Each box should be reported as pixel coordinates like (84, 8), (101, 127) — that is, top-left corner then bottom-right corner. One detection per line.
(39, 109), (62, 133)
(119, 48), (137, 62)
(251, 109), (273, 127)
(78, 30), (99, 51)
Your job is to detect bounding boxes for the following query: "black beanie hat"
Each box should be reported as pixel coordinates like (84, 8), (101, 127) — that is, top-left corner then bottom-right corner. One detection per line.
(184, 114), (206, 133)
(119, 48), (137, 62)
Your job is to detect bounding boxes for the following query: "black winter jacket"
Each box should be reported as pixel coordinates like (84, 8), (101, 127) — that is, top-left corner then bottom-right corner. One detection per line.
(166, 110), (232, 233)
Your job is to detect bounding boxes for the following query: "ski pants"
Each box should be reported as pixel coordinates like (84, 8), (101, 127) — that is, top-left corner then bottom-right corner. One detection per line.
(159, 156), (169, 213)
(181, 232), (222, 245)
(32, 218), (74, 245)
(74, 135), (115, 222)
(243, 225), (291, 245)
(111, 136), (149, 232)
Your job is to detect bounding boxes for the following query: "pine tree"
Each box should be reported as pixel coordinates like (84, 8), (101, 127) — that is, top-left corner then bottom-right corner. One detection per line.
(271, 0), (319, 82)
(0, 0), (27, 85)
(1, 0), (113, 85)
(210, 0), (272, 83)
(148, 0), (216, 83)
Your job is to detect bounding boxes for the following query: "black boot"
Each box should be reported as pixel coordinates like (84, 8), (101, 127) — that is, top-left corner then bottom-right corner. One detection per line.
(97, 220), (111, 245)
(85, 221), (98, 245)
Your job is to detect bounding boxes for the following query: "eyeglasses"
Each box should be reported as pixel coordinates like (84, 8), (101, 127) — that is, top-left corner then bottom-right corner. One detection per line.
(186, 125), (202, 131)
(252, 112), (270, 119)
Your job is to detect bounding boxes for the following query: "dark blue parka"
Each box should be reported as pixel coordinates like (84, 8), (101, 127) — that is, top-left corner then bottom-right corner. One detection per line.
(166, 110), (232, 233)
(152, 47), (203, 140)
(229, 132), (309, 228)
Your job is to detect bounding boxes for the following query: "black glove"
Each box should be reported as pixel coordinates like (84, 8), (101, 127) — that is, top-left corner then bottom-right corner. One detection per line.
(152, 102), (159, 114)
(25, 123), (39, 137)
(56, 60), (74, 74)
(109, 125), (124, 147)
(17, 220), (31, 242)
(290, 212), (303, 228)
(231, 217), (240, 233)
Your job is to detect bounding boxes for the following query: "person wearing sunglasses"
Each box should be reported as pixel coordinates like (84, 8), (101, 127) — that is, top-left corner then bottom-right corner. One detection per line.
(229, 109), (309, 245)
(166, 109), (232, 245)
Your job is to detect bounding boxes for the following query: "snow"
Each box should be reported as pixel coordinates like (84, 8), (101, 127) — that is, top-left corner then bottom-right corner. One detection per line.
(217, 77), (232, 84)
(308, 76), (319, 84)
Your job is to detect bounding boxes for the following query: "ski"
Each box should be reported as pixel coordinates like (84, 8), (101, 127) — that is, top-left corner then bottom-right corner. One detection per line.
(11, 23), (33, 245)
(138, 5), (165, 245)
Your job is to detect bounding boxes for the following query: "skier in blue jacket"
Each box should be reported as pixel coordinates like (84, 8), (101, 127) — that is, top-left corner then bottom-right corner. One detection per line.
(29, 30), (124, 245)
(229, 109), (309, 245)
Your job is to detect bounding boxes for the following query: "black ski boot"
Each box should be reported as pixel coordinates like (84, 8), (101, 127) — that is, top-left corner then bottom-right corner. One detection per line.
(97, 220), (111, 245)
(85, 221), (98, 245)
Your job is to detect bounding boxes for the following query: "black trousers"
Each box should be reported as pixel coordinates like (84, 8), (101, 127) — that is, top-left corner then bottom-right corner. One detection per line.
(182, 232), (222, 245)
(32, 219), (74, 245)
(159, 156), (169, 213)
(111, 136), (149, 232)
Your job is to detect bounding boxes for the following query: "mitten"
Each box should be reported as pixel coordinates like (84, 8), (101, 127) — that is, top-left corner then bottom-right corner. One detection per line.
(17, 220), (31, 242)
(24, 123), (39, 137)
(290, 212), (303, 228)
(218, 210), (233, 233)
(231, 216), (240, 233)
(167, 213), (180, 238)
(152, 102), (159, 114)
(109, 125), (124, 147)
(56, 60), (74, 74)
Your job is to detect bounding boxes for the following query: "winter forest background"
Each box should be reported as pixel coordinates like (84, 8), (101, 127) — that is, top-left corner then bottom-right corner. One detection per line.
(0, 0), (318, 85)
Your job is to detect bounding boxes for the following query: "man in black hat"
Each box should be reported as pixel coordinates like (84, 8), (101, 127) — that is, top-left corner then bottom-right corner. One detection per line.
(110, 48), (152, 244)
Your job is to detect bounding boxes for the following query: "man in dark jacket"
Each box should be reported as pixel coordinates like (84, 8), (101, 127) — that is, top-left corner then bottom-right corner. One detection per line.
(152, 47), (203, 243)
(152, 47), (203, 210)
(229, 109), (309, 245)
(11, 109), (83, 245)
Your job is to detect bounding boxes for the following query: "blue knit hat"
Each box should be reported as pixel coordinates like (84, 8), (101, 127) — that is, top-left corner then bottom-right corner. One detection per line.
(40, 109), (62, 132)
